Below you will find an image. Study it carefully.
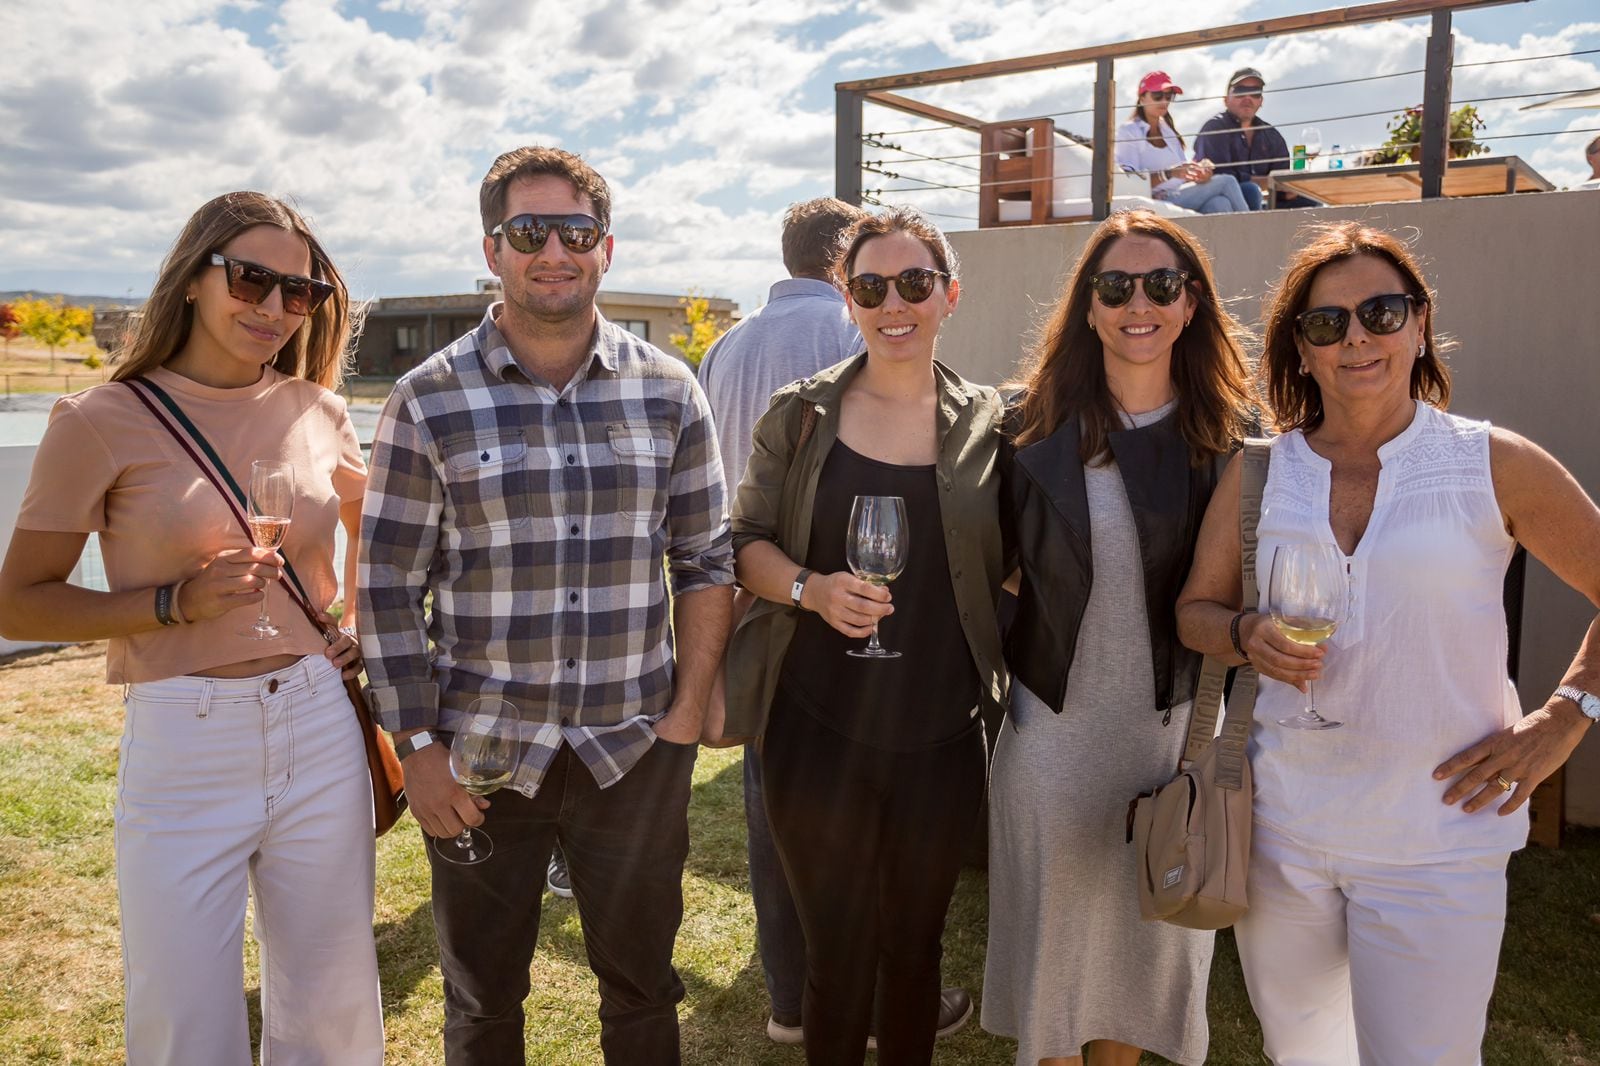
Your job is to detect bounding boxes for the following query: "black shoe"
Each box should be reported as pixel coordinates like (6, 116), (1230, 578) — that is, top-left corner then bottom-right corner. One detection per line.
(546, 850), (573, 899)
(865, 987), (973, 1049)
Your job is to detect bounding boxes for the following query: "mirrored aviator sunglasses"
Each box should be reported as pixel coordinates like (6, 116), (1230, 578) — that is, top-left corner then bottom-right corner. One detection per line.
(210, 254), (335, 316)
(846, 267), (951, 309)
(1295, 292), (1422, 346)
(491, 213), (605, 254)
(1088, 268), (1190, 307)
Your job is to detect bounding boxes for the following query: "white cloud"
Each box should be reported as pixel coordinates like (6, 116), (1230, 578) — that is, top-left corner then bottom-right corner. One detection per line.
(0, 0), (1595, 320)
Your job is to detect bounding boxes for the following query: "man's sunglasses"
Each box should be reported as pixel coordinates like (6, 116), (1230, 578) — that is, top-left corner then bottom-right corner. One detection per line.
(210, 254), (335, 316)
(1295, 293), (1424, 346)
(1230, 86), (1264, 98)
(845, 267), (951, 309)
(1088, 268), (1191, 307)
(490, 213), (606, 254)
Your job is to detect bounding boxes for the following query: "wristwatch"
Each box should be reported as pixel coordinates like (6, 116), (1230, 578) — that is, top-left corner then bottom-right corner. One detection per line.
(791, 569), (814, 610)
(1554, 685), (1600, 723)
(393, 730), (439, 761)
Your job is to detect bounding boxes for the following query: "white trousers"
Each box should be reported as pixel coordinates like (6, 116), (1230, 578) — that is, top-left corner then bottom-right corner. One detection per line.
(1234, 823), (1510, 1066)
(115, 654), (383, 1066)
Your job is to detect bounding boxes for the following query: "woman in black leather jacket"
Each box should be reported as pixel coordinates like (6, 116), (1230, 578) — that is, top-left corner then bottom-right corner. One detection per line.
(980, 210), (1254, 1066)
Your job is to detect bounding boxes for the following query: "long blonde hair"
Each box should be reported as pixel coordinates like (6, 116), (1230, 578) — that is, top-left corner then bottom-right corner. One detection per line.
(111, 192), (355, 390)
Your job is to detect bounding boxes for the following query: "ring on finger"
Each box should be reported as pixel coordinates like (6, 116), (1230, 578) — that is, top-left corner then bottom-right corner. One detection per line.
(1495, 774), (1514, 792)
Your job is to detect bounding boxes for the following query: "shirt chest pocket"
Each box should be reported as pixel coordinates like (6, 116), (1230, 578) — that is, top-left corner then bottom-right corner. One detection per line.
(441, 432), (533, 534)
(603, 421), (672, 524)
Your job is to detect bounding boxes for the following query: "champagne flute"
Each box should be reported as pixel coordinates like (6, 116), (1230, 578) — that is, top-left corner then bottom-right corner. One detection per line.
(240, 460), (294, 639)
(1268, 543), (1348, 730)
(434, 697), (520, 865)
(845, 494), (909, 659)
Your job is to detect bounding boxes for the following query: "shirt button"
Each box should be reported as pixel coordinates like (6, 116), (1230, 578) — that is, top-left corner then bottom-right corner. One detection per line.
(566, 658), (576, 668)
(557, 398), (569, 408)
(560, 716), (571, 727)
(569, 592), (579, 604)
(267, 679), (279, 693)
(949, 528), (958, 537)
(567, 454), (576, 464)
(570, 523), (580, 535)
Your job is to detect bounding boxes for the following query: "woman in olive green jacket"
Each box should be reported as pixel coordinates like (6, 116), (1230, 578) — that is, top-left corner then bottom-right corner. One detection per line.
(726, 207), (1008, 1065)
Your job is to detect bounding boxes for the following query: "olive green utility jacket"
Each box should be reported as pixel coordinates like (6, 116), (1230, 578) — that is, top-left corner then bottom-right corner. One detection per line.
(725, 353), (1010, 739)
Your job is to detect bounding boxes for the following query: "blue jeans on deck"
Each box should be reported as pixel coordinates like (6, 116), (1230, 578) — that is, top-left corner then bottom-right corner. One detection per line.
(1160, 172), (1251, 213)
(745, 743), (807, 1022)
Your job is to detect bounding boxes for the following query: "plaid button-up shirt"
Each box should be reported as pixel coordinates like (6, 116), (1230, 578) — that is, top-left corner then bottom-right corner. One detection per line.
(358, 306), (734, 794)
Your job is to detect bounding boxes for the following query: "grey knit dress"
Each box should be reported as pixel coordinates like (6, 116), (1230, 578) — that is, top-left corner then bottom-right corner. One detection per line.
(981, 402), (1213, 1065)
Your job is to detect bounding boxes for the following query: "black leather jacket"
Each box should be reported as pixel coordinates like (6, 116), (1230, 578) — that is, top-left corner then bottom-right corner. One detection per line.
(1003, 410), (1223, 722)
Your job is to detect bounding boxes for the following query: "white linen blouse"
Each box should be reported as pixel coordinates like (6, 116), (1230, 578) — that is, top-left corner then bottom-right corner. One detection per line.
(1114, 116), (1187, 196)
(1249, 401), (1530, 863)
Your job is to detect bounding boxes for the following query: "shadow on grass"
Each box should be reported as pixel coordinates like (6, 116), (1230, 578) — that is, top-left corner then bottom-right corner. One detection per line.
(684, 753), (753, 888)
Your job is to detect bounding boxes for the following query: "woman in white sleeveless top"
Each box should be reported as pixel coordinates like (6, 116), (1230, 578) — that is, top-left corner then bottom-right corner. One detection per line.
(1177, 222), (1600, 1065)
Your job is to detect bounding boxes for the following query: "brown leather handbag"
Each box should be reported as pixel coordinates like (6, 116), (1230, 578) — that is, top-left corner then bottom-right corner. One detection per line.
(123, 378), (407, 836)
(1129, 439), (1269, 930)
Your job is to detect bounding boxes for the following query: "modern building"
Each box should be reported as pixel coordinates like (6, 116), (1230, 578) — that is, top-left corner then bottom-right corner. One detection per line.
(355, 282), (738, 376)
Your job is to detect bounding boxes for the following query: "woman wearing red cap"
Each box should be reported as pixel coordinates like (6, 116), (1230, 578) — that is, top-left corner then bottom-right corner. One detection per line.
(1116, 72), (1250, 214)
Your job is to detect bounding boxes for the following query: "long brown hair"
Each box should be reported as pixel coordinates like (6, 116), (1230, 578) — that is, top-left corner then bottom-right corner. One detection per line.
(1010, 209), (1253, 464)
(1132, 97), (1185, 151)
(1260, 222), (1450, 433)
(832, 205), (960, 284)
(111, 192), (354, 390)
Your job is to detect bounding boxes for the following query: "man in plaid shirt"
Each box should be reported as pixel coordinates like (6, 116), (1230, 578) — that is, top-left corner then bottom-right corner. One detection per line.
(358, 145), (734, 1065)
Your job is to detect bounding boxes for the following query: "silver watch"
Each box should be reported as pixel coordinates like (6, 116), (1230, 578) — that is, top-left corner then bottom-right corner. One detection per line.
(1554, 685), (1600, 722)
(393, 730), (439, 760)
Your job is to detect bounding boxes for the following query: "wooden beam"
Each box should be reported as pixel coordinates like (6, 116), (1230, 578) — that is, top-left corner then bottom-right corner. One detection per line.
(1420, 10), (1454, 199)
(835, 0), (1526, 92)
(1090, 60), (1116, 222)
(862, 91), (985, 132)
(836, 89), (864, 206)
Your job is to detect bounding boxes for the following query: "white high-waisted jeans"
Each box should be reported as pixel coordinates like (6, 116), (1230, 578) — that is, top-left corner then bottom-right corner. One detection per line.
(116, 654), (383, 1065)
(1234, 822), (1510, 1066)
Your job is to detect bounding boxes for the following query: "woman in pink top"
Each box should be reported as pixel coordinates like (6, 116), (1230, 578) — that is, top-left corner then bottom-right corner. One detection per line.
(0, 192), (383, 1065)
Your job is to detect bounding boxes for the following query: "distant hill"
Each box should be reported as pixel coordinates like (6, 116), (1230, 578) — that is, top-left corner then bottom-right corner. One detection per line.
(0, 291), (144, 309)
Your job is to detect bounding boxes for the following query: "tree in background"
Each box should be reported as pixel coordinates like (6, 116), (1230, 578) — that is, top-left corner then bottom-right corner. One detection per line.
(0, 304), (18, 354)
(668, 291), (730, 369)
(14, 298), (94, 372)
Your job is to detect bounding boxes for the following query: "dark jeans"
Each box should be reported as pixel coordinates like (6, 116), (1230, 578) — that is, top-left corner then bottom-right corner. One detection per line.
(763, 690), (985, 1066)
(428, 738), (698, 1066)
(744, 742), (807, 1022)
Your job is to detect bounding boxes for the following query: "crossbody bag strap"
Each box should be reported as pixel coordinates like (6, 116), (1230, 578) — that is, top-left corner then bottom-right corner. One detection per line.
(121, 378), (330, 641)
(1180, 438), (1272, 778)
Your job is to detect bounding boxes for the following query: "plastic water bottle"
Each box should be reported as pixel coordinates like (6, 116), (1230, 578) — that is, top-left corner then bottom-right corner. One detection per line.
(1330, 144), (1344, 170)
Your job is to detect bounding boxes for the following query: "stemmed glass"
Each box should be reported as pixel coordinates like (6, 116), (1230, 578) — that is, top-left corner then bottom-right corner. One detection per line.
(845, 494), (909, 659)
(434, 697), (520, 865)
(240, 460), (294, 639)
(1300, 126), (1323, 168)
(1268, 543), (1348, 730)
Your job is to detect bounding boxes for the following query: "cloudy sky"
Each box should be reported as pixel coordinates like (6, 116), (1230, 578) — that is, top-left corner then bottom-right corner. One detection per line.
(2, 0), (1596, 319)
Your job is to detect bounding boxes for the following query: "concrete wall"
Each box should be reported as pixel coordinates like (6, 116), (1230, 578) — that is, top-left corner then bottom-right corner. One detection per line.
(941, 188), (1600, 826)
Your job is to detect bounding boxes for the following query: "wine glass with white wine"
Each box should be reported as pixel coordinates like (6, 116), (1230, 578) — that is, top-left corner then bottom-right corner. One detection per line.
(240, 459), (294, 639)
(434, 697), (520, 865)
(1300, 126), (1323, 168)
(845, 495), (909, 659)
(1268, 543), (1348, 730)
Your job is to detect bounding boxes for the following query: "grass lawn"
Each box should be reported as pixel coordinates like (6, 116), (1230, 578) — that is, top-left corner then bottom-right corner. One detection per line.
(1, 642), (1596, 1064)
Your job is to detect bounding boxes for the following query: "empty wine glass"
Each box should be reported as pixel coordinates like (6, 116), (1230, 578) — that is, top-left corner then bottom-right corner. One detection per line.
(240, 460), (294, 639)
(1268, 543), (1348, 730)
(433, 698), (520, 865)
(845, 495), (909, 659)
(1300, 126), (1323, 167)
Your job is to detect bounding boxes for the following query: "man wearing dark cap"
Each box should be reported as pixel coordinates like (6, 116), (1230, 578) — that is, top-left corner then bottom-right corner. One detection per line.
(1194, 67), (1318, 209)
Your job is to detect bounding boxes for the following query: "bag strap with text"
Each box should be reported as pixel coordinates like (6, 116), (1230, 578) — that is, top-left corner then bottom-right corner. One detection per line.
(1180, 438), (1271, 786)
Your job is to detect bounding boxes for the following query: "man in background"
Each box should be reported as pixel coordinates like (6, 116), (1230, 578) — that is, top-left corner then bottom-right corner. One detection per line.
(698, 196), (973, 1047)
(1194, 67), (1319, 210)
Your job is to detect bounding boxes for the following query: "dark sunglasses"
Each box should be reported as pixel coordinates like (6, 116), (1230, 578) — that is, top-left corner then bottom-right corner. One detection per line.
(490, 213), (606, 254)
(1295, 293), (1425, 346)
(845, 267), (951, 309)
(1088, 268), (1191, 308)
(209, 254), (335, 316)
(1145, 90), (1175, 102)
(1230, 87), (1264, 98)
